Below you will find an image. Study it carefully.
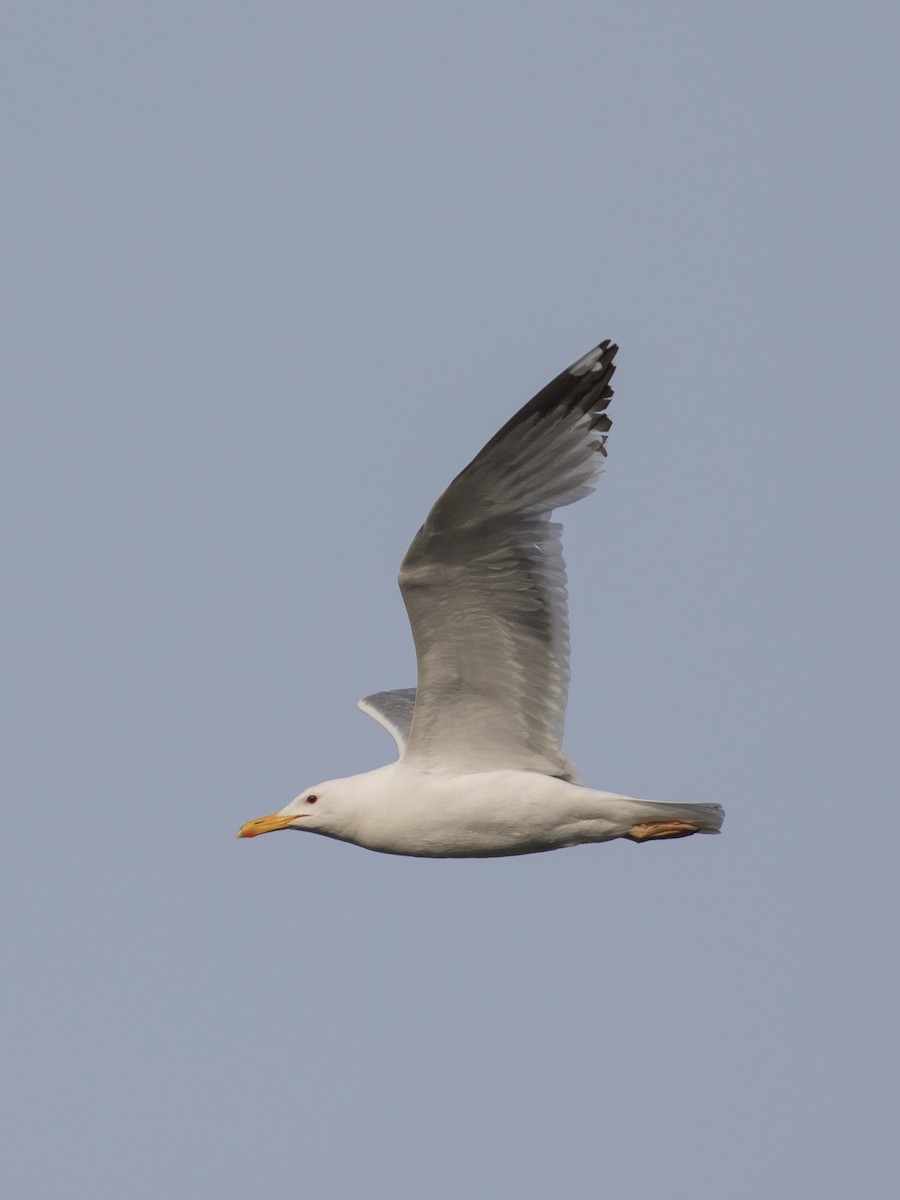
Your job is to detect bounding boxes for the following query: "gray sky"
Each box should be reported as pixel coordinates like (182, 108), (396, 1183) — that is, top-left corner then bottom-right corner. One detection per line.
(3, 2), (899, 1196)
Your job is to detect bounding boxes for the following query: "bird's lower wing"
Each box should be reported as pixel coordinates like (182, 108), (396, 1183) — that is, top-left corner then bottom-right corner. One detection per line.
(357, 688), (417, 756)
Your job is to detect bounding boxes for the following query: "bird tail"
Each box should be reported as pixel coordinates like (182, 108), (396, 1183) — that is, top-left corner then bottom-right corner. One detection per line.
(613, 797), (726, 836)
(666, 801), (725, 834)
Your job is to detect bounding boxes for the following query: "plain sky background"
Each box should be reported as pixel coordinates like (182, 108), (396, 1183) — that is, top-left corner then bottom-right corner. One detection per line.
(3, 2), (899, 1197)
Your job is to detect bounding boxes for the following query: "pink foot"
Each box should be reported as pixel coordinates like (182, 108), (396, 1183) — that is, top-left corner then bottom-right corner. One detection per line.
(625, 821), (699, 842)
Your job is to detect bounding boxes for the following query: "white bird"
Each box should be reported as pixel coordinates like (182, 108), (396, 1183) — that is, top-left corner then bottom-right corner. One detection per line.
(237, 340), (724, 856)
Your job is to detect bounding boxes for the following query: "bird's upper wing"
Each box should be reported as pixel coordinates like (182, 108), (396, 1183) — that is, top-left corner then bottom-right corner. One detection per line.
(397, 340), (617, 777)
(357, 688), (417, 756)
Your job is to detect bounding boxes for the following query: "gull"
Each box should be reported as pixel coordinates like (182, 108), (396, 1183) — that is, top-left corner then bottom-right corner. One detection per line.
(237, 340), (724, 856)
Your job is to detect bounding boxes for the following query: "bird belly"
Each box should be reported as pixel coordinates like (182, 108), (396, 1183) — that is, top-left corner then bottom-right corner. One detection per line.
(347, 771), (626, 859)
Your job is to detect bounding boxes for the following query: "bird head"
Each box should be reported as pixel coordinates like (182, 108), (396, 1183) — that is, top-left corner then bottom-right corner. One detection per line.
(236, 787), (330, 839)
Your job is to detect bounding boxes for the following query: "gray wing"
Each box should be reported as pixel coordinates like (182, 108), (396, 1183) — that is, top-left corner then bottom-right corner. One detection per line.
(398, 340), (617, 777)
(357, 688), (417, 756)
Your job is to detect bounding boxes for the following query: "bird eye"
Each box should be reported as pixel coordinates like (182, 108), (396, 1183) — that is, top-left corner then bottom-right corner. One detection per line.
(306, 794), (318, 805)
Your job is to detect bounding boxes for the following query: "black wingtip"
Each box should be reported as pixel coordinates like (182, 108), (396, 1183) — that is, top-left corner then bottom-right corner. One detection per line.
(468, 338), (619, 462)
(567, 339), (618, 379)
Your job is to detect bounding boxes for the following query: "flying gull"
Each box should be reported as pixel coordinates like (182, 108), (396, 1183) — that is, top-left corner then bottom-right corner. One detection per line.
(238, 340), (724, 856)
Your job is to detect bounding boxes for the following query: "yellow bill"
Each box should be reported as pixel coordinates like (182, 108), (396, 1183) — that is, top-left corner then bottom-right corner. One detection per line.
(236, 812), (298, 838)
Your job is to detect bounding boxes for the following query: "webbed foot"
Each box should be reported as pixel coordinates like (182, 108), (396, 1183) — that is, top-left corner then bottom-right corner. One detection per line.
(625, 821), (699, 842)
